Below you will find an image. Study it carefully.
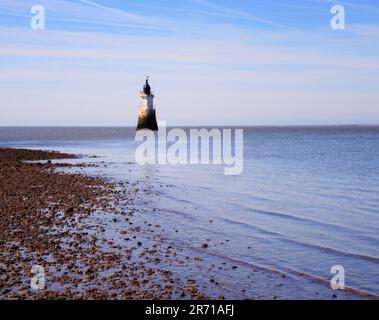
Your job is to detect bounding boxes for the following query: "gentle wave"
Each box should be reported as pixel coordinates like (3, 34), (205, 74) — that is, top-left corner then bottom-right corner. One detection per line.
(221, 217), (379, 264)
(192, 247), (379, 299)
(226, 201), (372, 235)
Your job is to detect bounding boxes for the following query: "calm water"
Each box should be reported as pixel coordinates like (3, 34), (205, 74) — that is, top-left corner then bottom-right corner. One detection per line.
(1, 126), (378, 299)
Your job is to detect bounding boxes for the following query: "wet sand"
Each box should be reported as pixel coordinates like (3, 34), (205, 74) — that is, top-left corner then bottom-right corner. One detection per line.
(0, 148), (204, 300)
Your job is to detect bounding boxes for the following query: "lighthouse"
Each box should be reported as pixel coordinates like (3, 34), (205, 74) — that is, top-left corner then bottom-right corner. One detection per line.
(137, 77), (158, 130)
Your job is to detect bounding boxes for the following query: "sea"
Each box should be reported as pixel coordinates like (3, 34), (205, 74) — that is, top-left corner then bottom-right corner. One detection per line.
(1, 126), (378, 299)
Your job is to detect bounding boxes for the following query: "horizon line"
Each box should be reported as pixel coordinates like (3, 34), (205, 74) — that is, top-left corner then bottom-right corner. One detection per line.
(1, 124), (379, 128)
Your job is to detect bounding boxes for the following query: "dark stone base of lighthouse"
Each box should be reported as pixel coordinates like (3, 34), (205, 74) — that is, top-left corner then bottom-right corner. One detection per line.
(137, 109), (158, 131)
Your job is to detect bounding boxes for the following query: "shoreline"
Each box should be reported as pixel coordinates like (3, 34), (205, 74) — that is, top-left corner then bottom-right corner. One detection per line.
(0, 148), (204, 300)
(0, 147), (375, 300)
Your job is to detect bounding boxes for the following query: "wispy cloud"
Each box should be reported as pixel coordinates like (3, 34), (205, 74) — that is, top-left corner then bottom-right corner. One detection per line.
(1, 25), (378, 70)
(76, 0), (143, 20)
(308, 0), (379, 13)
(0, 0), (178, 33)
(188, 0), (283, 27)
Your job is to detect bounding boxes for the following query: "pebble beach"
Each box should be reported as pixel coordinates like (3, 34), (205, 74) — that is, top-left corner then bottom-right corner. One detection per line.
(0, 148), (204, 300)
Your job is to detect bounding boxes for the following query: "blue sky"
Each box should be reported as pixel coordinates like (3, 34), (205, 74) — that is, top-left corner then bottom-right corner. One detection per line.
(0, 0), (379, 126)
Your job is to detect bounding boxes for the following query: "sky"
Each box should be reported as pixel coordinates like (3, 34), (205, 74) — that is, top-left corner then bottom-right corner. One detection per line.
(0, 0), (379, 126)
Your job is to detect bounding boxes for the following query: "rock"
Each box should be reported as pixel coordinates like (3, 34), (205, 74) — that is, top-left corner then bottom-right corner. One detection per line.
(65, 207), (74, 215)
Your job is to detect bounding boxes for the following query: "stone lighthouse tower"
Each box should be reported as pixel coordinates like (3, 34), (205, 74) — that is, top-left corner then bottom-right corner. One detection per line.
(137, 77), (158, 130)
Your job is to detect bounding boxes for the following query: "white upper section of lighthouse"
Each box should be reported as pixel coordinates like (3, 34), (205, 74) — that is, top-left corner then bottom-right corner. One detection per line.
(139, 93), (154, 110)
(139, 78), (154, 111)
